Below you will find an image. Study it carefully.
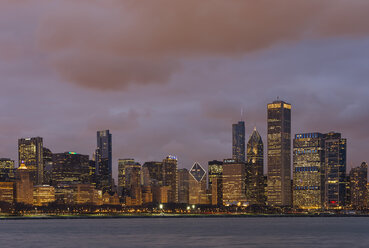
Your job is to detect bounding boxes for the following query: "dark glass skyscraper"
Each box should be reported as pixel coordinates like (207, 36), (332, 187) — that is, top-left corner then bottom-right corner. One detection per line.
(51, 152), (90, 186)
(324, 132), (346, 209)
(267, 100), (291, 206)
(246, 128), (265, 205)
(95, 130), (112, 193)
(232, 121), (245, 163)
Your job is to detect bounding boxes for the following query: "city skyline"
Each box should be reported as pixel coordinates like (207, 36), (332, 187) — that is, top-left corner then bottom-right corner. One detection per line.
(1, 1), (369, 180)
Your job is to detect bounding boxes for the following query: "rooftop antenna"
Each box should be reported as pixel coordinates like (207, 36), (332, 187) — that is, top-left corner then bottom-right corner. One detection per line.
(241, 107), (243, 121)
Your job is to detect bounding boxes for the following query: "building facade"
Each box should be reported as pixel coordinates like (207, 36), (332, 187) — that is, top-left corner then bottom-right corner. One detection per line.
(267, 100), (292, 206)
(51, 152), (90, 186)
(208, 160), (223, 206)
(246, 128), (265, 205)
(0, 158), (15, 182)
(188, 162), (208, 205)
(293, 133), (325, 210)
(162, 156), (178, 203)
(18, 137), (44, 185)
(232, 121), (245, 163)
(15, 163), (34, 205)
(324, 132), (347, 209)
(177, 168), (189, 204)
(222, 159), (246, 205)
(95, 130), (112, 192)
(349, 162), (367, 210)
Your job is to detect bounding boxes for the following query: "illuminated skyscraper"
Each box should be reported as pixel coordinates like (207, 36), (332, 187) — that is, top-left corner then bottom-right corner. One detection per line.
(267, 100), (291, 206)
(324, 132), (346, 209)
(222, 159), (246, 205)
(189, 162), (208, 204)
(162, 156), (178, 203)
(349, 162), (368, 210)
(208, 160), (223, 205)
(0, 158), (15, 182)
(232, 121), (245, 162)
(95, 130), (112, 193)
(18, 137), (44, 185)
(293, 133), (325, 210)
(246, 128), (265, 205)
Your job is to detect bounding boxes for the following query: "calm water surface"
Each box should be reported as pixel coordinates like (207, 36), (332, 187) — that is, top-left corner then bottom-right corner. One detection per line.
(0, 217), (368, 247)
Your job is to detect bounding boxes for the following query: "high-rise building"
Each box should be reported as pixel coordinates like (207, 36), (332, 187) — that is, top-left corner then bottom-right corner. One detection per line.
(246, 128), (265, 205)
(293, 133), (325, 210)
(267, 100), (292, 206)
(0, 158), (15, 182)
(15, 163), (34, 205)
(232, 121), (245, 162)
(222, 159), (246, 205)
(208, 160), (223, 206)
(18, 137), (44, 185)
(95, 130), (112, 192)
(162, 155), (178, 203)
(124, 164), (142, 206)
(51, 152), (90, 186)
(349, 162), (367, 210)
(324, 132), (347, 209)
(189, 162), (208, 205)
(43, 148), (53, 185)
(118, 159), (141, 196)
(142, 161), (163, 186)
(177, 168), (189, 204)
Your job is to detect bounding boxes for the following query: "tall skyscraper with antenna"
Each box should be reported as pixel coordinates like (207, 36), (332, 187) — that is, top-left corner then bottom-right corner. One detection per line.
(232, 117), (245, 163)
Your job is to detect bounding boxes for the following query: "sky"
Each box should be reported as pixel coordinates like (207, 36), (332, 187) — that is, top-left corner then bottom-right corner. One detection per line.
(1, 0), (369, 179)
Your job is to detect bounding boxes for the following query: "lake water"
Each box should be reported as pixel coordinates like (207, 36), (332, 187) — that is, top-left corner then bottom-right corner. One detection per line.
(0, 217), (368, 247)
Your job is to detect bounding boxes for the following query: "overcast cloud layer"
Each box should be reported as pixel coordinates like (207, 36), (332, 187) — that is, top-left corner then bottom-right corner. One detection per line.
(1, 1), (369, 178)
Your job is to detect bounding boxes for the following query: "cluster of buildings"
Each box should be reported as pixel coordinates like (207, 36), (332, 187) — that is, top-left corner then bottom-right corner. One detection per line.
(0, 100), (367, 212)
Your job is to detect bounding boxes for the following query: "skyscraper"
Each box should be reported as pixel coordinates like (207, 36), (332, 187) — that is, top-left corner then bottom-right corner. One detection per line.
(51, 152), (90, 186)
(246, 128), (265, 205)
(95, 130), (112, 193)
(117, 158), (141, 197)
(162, 155), (178, 203)
(208, 160), (223, 206)
(18, 137), (44, 185)
(124, 164), (142, 206)
(267, 100), (291, 206)
(232, 121), (245, 162)
(222, 159), (246, 205)
(293, 133), (325, 210)
(324, 132), (347, 209)
(349, 162), (368, 210)
(188, 162), (208, 205)
(177, 168), (189, 204)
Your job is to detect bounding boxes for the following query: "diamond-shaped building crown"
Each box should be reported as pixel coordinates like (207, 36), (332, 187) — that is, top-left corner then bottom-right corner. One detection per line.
(189, 162), (206, 182)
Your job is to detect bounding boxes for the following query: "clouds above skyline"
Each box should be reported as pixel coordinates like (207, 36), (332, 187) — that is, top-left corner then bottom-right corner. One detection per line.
(0, 1), (369, 178)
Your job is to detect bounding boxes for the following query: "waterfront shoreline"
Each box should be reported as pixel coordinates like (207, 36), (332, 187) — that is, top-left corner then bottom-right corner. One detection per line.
(1, 213), (369, 220)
